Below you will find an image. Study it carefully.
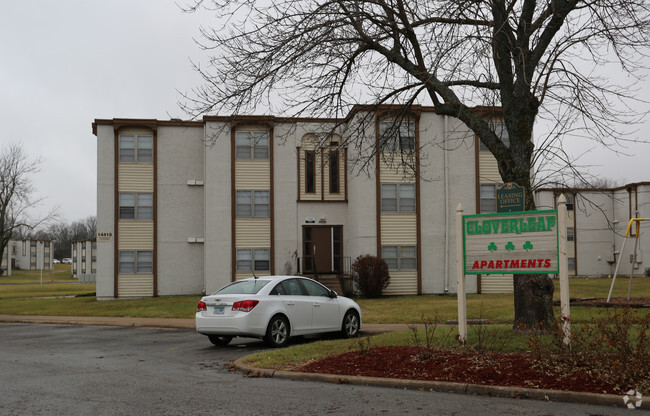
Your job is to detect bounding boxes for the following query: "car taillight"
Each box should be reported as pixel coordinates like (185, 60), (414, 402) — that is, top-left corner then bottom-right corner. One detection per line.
(197, 301), (207, 312)
(232, 300), (259, 312)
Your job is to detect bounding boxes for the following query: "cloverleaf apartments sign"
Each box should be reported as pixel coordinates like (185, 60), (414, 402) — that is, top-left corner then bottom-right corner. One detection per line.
(463, 210), (559, 274)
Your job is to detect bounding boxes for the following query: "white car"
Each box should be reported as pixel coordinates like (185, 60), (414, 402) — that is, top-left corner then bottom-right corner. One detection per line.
(196, 275), (361, 347)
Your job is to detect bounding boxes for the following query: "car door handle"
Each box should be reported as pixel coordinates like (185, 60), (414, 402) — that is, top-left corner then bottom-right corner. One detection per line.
(313, 304), (320, 307)
(286, 302), (295, 306)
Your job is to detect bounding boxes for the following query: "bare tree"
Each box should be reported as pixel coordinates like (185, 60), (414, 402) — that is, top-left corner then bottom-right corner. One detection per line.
(182, 0), (650, 330)
(0, 143), (58, 274)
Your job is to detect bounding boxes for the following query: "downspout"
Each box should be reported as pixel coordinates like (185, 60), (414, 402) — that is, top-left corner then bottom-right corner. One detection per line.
(444, 115), (450, 293)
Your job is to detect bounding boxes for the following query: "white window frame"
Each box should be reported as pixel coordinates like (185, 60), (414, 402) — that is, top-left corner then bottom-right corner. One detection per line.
(119, 192), (153, 220)
(382, 245), (417, 270)
(236, 190), (270, 217)
(379, 121), (415, 152)
(479, 122), (510, 152)
(235, 131), (269, 159)
(118, 250), (153, 274)
(381, 183), (416, 212)
(236, 248), (270, 271)
(119, 134), (153, 163)
(480, 184), (497, 213)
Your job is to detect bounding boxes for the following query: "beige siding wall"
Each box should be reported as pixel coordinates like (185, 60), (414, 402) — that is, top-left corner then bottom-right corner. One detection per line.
(118, 222), (154, 249)
(481, 275), (514, 293)
(118, 164), (154, 191)
(380, 214), (417, 244)
(117, 274), (154, 297)
(235, 160), (271, 189)
(235, 219), (271, 247)
(383, 270), (418, 295)
(478, 152), (501, 183)
(379, 158), (414, 183)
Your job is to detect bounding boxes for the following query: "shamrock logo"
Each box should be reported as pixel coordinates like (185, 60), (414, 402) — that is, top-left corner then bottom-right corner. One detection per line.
(505, 242), (515, 251)
(488, 242), (498, 252)
(523, 241), (533, 251)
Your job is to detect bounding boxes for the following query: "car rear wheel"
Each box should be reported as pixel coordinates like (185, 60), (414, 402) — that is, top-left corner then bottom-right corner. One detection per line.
(341, 310), (360, 338)
(264, 315), (289, 348)
(208, 335), (233, 346)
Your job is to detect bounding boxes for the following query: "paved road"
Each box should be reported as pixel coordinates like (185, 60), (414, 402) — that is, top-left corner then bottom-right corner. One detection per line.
(0, 323), (639, 415)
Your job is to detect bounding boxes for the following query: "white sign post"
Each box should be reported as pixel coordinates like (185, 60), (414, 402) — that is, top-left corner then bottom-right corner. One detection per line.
(557, 195), (571, 345)
(455, 203), (467, 344)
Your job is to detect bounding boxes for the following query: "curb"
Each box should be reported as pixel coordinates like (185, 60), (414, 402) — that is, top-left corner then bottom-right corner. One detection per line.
(232, 357), (648, 410)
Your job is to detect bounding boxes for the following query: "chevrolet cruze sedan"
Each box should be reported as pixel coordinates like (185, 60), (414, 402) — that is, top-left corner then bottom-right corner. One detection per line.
(196, 275), (361, 347)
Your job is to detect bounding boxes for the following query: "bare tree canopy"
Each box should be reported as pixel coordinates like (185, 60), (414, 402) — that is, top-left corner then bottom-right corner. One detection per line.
(0, 143), (58, 272)
(182, 0), (650, 329)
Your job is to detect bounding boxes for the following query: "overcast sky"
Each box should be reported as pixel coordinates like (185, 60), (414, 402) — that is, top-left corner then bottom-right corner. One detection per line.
(1, 1), (648, 224)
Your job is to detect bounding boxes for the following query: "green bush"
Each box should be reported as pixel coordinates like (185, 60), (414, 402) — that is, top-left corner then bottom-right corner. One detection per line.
(351, 254), (390, 298)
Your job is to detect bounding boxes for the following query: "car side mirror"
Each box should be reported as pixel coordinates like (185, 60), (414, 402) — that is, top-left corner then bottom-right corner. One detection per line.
(329, 290), (338, 299)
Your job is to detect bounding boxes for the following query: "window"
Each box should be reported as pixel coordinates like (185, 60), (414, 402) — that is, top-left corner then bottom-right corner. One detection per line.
(480, 184), (497, 213)
(380, 121), (415, 152)
(272, 279), (305, 296)
(305, 151), (316, 193)
(236, 190), (269, 217)
(236, 248), (270, 271)
(329, 151), (339, 193)
(119, 193), (153, 220)
(568, 257), (575, 272)
(235, 131), (269, 159)
(479, 122), (510, 152)
(301, 279), (330, 297)
(119, 134), (152, 162)
(118, 250), (153, 274)
(381, 183), (415, 212)
(567, 227), (574, 242)
(382, 245), (417, 270)
(565, 194), (574, 211)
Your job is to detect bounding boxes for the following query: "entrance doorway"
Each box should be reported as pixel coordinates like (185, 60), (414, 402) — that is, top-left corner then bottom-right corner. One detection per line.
(302, 225), (342, 274)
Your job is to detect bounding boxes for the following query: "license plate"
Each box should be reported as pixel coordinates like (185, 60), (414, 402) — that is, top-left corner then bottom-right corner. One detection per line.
(214, 306), (225, 315)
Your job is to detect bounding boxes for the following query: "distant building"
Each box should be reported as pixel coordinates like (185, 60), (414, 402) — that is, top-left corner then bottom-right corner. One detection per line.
(9, 240), (55, 272)
(71, 240), (97, 282)
(536, 183), (649, 278)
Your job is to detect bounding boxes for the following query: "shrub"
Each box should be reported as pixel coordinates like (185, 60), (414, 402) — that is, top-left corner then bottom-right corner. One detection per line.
(351, 254), (390, 298)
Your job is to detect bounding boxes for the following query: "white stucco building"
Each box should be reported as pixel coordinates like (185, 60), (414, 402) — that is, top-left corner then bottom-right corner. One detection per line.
(92, 105), (649, 300)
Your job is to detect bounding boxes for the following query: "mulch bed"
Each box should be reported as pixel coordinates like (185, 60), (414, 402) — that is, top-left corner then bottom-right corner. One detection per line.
(298, 346), (623, 394)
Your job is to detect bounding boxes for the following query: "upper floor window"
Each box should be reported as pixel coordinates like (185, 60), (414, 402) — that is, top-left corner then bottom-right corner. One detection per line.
(380, 121), (415, 152)
(567, 227), (575, 242)
(381, 183), (415, 212)
(329, 151), (339, 193)
(236, 131), (269, 159)
(236, 190), (270, 217)
(479, 122), (509, 152)
(119, 192), (153, 220)
(305, 151), (316, 193)
(119, 250), (153, 274)
(119, 134), (153, 162)
(565, 194), (574, 211)
(480, 184), (497, 213)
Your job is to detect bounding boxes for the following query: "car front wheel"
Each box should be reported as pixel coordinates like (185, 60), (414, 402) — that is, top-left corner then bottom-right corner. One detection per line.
(341, 310), (360, 338)
(264, 315), (289, 348)
(208, 335), (233, 346)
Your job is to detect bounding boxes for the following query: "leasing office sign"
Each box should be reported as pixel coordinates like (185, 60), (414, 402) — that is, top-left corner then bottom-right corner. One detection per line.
(463, 210), (559, 274)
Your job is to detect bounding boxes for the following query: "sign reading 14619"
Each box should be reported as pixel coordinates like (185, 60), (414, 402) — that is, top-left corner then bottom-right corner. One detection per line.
(463, 210), (559, 275)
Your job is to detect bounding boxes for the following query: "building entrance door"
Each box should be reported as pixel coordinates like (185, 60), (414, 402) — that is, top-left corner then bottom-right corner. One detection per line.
(302, 225), (342, 274)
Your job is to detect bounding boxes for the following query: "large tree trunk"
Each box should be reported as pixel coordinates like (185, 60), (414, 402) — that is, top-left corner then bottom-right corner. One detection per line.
(513, 274), (555, 332)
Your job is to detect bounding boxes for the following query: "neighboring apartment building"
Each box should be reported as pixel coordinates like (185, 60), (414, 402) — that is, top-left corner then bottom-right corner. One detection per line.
(92, 106), (522, 299)
(8, 240), (55, 272)
(536, 183), (649, 278)
(71, 240), (97, 281)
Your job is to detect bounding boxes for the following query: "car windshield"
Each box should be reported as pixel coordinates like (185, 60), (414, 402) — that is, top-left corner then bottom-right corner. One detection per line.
(213, 280), (270, 295)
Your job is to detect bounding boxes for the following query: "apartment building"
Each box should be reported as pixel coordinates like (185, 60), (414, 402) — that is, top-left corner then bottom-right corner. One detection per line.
(92, 106), (519, 299)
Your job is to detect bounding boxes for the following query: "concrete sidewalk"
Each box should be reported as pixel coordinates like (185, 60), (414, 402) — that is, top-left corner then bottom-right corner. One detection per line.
(0, 314), (644, 410)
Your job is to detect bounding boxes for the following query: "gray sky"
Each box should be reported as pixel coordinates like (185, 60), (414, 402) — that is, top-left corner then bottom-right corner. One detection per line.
(1, 1), (648, 224)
